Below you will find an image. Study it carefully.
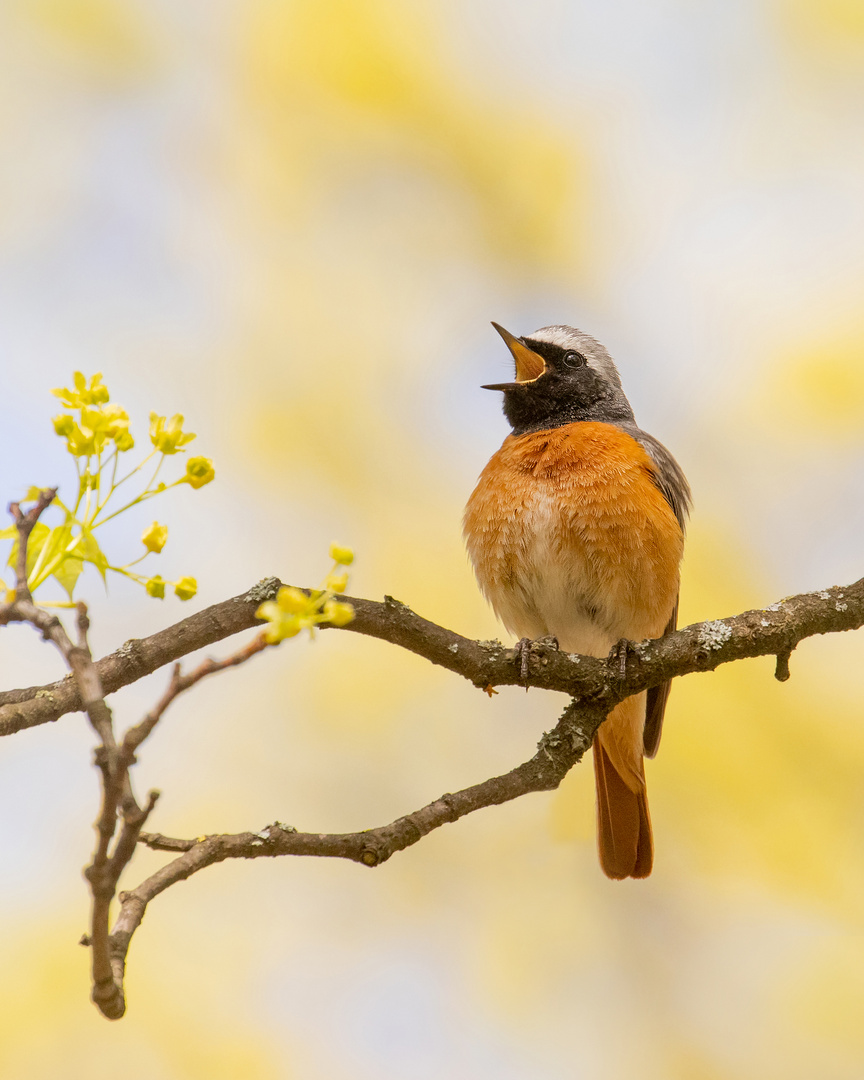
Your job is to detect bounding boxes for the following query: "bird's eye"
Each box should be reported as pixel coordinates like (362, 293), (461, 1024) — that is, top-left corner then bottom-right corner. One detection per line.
(563, 351), (585, 368)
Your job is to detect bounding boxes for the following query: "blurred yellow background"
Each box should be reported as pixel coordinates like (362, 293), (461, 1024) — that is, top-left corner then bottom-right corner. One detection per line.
(2, 0), (864, 1077)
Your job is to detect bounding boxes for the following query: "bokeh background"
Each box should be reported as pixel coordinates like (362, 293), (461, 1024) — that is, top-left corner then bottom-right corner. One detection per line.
(1, 0), (864, 1076)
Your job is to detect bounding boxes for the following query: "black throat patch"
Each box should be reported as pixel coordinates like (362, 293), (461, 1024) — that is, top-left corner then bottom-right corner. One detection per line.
(501, 339), (636, 436)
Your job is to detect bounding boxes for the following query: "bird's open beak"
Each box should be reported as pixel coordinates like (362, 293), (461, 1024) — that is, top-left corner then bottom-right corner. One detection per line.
(481, 322), (547, 391)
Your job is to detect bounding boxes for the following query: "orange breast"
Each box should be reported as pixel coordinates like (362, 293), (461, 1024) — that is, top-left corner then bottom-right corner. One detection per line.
(463, 422), (683, 655)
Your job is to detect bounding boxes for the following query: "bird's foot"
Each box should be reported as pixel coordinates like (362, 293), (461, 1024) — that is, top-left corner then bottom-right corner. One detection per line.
(607, 638), (635, 682)
(513, 636), (559, 684)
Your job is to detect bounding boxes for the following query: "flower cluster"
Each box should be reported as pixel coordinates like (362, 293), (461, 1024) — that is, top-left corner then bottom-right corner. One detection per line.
(53, 403), (133, 457)
(1, 372), (216, 605)
(256, 544), (355, 643)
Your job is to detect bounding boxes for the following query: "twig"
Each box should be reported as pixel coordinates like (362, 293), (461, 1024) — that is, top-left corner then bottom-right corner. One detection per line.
(123, 633), (270, 755)
(0, 494), (135, 1018)
(85, 632), (272, 1019)
(8, 488), (57, 601)
(774, 646), (793, 682)
(72, 603), (139, 1022)
(0, 489), (84, 665)
(110, 697), (603, 981)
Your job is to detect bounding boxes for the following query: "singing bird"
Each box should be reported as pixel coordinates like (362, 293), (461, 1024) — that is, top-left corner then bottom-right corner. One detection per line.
(463, 324), (690, 879)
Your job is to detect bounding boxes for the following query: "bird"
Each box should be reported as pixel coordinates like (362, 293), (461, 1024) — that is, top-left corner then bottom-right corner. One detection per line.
(463, 323), (690, 879)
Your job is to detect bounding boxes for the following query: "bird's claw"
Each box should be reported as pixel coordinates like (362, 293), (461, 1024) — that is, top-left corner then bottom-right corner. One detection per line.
(514, 638), (533, 683)
(513, 636), (559, 684)
(607, 638), (634, 681)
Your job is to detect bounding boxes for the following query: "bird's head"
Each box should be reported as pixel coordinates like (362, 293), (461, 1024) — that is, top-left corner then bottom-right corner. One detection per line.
(484, 323), (635, 434)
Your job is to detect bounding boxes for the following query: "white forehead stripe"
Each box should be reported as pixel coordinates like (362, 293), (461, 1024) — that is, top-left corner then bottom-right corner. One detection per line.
(526, 326), (584, 349)
(524, 324), (622, 388)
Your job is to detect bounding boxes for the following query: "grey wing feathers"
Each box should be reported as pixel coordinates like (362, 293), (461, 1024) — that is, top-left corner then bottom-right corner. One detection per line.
(621, 424), (692, 531)
(616, 422), (690, 757)
(643, 598), (677, 757)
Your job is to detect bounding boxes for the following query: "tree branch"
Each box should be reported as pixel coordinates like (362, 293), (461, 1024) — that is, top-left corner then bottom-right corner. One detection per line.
(0, 578), (283, 735)
(6, 481), (862, 1026)
(3, 495), (863, 1018)
(1, 576), (863, 739)
(87, 571), (864, 1012)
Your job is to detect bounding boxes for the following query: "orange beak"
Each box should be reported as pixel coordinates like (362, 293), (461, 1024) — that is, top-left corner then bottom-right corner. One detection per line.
(482, 323), (546, 390)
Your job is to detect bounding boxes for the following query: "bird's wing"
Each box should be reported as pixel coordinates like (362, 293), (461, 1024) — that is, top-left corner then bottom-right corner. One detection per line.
(630, 428), (692, 531)
(616, 423), (690, 757)
(643, 596), (677, 757)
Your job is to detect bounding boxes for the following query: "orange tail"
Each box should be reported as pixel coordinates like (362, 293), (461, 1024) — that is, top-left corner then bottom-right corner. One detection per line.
(593, 699), (653, 879)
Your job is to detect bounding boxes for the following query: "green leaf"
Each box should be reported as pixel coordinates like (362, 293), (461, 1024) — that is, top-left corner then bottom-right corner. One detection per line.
(53, 556), (84, 600)
(79, 528), (109, 583)
(6, 522), (50, 575)
(27, 523), (73, 590)
(43, 523), (72, 563)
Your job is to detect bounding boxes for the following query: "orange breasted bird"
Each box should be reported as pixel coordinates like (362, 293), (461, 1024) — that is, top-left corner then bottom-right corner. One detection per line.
(463, 323), (690, 879)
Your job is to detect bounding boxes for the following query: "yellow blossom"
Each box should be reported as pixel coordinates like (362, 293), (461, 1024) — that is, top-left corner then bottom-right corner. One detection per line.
(149, 413), (196, 454)
(183, 456), (215, 489)
(256, 586), (315, 643)
(274, 586), (312, 613)
(65, 421), (97, 457)
(141, 522), (168, 553)
(101, 404), (132, 448)
(255, 577), (355, 642)
(174, 576), (197, 600)
(101, 403), (126, 432)
(81, 408), (114, 454)
(322, 599), (355, 627)
(256, 607), (300, 643)
(325, 572), (349, 594)
(329, 544), (354, 566)
(145, 575), (166, 599)
(52, 372), (109, 408)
